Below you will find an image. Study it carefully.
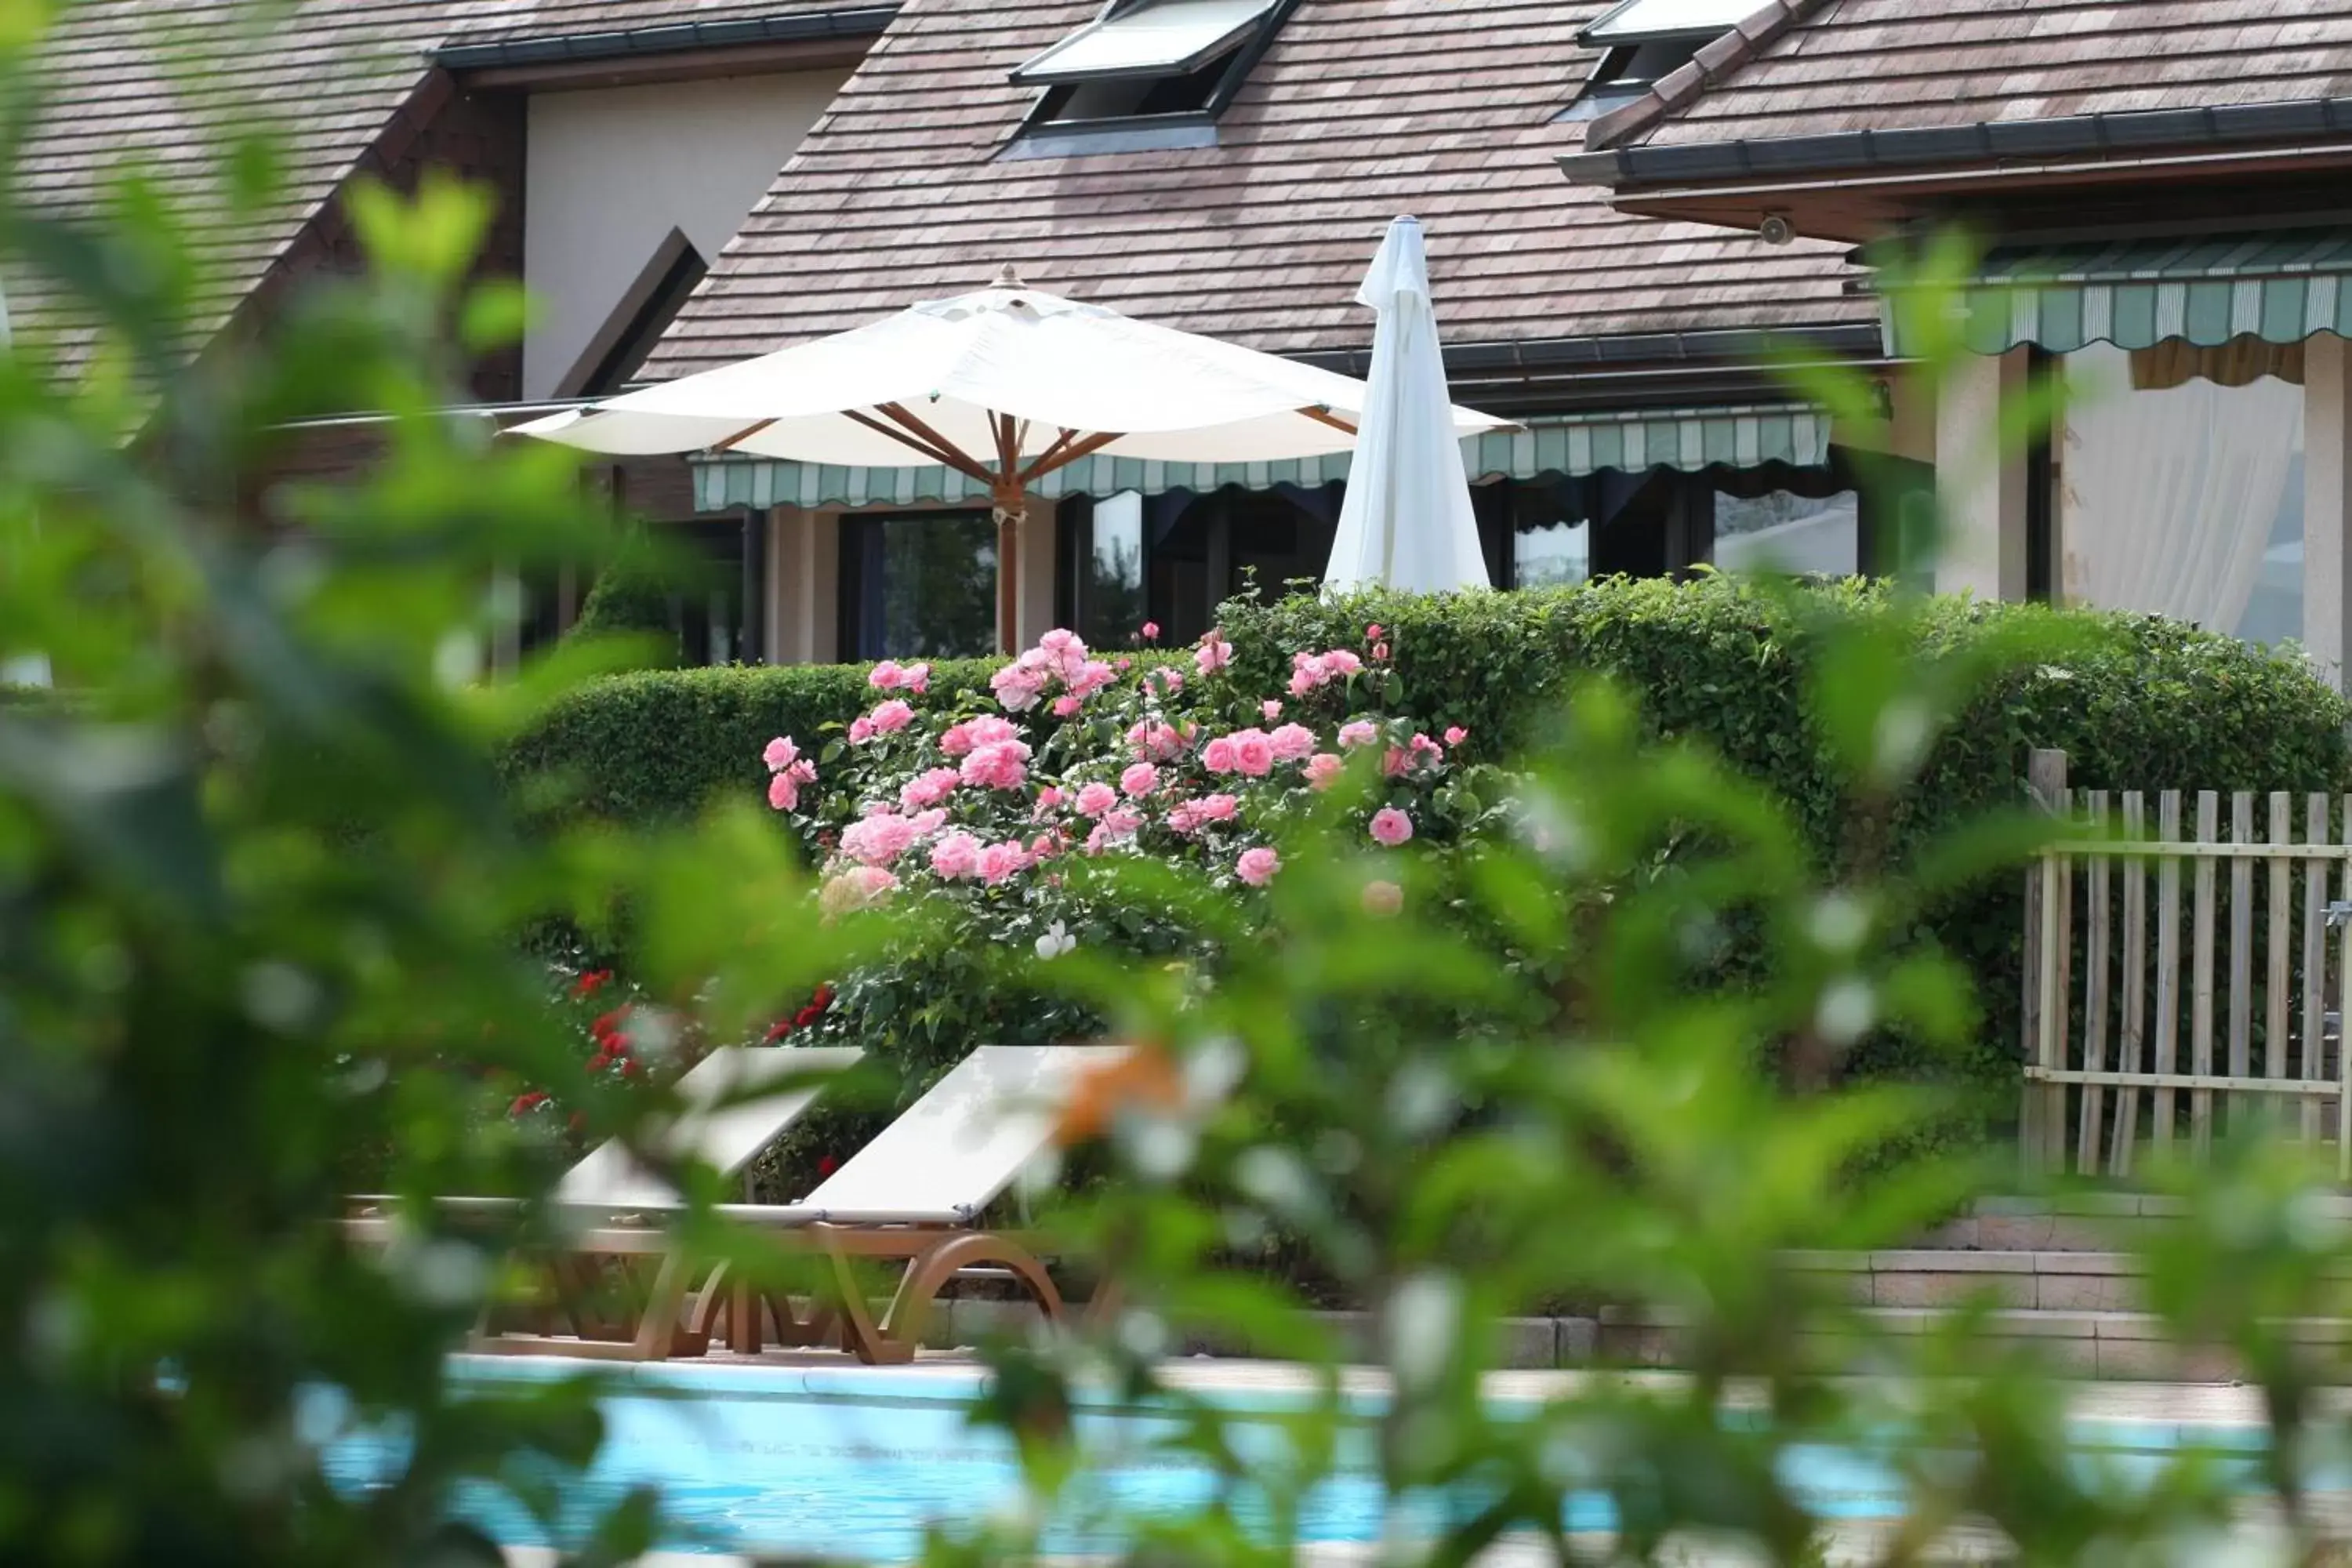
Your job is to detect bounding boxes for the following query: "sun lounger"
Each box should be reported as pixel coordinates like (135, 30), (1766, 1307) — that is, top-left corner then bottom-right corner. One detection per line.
(348, 1044), (863, 1357)
(475, 1043), (1134, 1366)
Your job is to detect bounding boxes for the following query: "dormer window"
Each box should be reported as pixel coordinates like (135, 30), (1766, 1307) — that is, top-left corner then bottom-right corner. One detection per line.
(1563, 0), (1752, 122)
(1007, 0), (1287, 153)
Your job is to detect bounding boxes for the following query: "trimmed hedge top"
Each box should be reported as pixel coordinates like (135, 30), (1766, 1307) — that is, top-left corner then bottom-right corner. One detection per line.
(508, 579), (2352, 836)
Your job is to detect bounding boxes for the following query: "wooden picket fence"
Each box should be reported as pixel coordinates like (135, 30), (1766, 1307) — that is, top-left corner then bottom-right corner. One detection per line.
(2020, 750), (2352, 1181)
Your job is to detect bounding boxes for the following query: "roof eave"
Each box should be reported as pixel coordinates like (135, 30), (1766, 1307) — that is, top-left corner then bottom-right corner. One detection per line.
(432, 5), (899, 71)
(1565, 96), (2352, 193)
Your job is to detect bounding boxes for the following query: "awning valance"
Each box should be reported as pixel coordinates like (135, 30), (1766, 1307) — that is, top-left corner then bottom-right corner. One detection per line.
(690, 404), (1831, 511)
(1886, 228), (2352, 358)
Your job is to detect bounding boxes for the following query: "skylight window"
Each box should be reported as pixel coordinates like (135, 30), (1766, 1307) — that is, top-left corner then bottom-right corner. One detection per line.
(1008, 0), (1288, 141)
(1561, 0), (1751, 122)
(1014, 0), (1278, 85)
(1581, 0), (1757, 45)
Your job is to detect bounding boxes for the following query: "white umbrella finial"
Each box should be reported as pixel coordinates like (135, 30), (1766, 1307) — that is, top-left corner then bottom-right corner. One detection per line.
(993, 263), (1026, 290)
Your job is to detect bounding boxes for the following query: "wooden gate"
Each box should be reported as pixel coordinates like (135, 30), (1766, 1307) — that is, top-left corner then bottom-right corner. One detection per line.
(2020, 750), (2352, 1180)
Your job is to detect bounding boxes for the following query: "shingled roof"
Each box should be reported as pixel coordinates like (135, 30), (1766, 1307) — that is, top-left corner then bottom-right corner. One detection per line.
(1608, 0), (2352, 151)
(644, 0), (1874, 387)
(9, 1), (879, 368)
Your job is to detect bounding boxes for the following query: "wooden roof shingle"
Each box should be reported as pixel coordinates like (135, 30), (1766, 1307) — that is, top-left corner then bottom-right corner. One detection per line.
(644, 0), (1872, 382)
(1621, 0), (2352, 150)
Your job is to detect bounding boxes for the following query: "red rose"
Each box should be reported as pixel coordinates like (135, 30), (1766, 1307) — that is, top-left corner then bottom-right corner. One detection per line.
(571, 970), (609, 999)
(619, 1059), (641, 1079)
(816, 1154), (839, 1177)
(587, 1051), (612, 1073)
(811, 985), (835, 1011)
(509, 1091), (549, 1116)
(790, 1005), (822, 1030)
(763, 1019), (792, 1044)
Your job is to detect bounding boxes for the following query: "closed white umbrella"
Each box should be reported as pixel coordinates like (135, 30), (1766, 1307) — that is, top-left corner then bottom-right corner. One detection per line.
(514, 267), (1508, 652)
(1322, 217), (1494, 595)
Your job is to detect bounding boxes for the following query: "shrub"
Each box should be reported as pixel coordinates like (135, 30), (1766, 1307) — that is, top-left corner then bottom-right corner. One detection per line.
(506, 579), (2352, 1150)
(501, 658), (1001, 829)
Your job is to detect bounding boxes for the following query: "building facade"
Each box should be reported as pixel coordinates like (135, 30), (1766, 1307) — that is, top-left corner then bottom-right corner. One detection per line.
(19, 0), (1946, 667)
(1566, 0), (2352, 684)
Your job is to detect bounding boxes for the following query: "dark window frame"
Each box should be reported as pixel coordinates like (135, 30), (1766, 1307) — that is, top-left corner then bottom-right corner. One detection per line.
(1006, 0), (1301, 150)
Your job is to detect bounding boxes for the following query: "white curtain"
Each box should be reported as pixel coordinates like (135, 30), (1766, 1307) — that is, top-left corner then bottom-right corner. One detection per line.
(2061, 342), (2302, 637)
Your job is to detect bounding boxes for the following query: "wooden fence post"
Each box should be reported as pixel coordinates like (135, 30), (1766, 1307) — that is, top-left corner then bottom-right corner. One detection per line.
(2023, 748), (2069, 1179)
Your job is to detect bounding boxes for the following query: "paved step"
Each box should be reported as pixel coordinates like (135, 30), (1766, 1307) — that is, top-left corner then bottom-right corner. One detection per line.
(1598, 1302), (2352, 1381)
(1923, 1192), (2352, 1253)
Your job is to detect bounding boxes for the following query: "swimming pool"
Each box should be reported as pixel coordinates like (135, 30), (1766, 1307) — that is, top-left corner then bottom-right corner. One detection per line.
(318, 1357), (2289, 1562)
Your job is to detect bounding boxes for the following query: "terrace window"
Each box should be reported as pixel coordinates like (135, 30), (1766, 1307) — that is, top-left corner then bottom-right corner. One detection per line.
(1561, 0), (1754, 122)
(1008, 0), (1289, 154)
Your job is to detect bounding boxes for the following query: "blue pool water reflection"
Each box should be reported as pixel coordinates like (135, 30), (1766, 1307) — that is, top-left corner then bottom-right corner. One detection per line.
(316, 1359), (2281, 1562)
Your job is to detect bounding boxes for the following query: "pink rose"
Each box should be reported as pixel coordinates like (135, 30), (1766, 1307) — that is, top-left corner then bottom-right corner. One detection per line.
(1198, 793), (1239, 822)
(1149, 666), (1185, 695)
(1120, 762), (1160, 797)
(1443, 726), (1468, 748)
(1128, 720), (1187, 762)
(1236, 846), (1280, 887)
(1141, 621), (1160, 641)
(1373, 643), (1389, 662)
(1362, 879), (1403, 917)
(1411, 733), (1444, 768)
(978, 840), (1030, 885)
(848, 717), (877, 745)
(1033, 786), (1065, 818)
(907, 808), (947, 837)
(768, 771), (802, 812)
(1383, 747), (1410, 779)
(820, 865), (898, 915)
(1369, 807), (1414, 848)
(1261, 699), (1283, 720)
(868, 699), (915, 734)
(841, 812), (918, 866)
(1338, 720), (1379, 750)
(1323, 649), (1363, 677)
(942, 715), (1018, 757)
(1268, 724), (1316, 762)
(762, 735), (801, 772)
(1103, 807), (1143, 838)
(867, 661), (904, 691)
(1304, 753), (1344, 790)
(930, 831), (983, 880)
(900, 767), (960, 811)
(1069, 659), (1118, 698)
(1200, 735), (1240, 774)
(902, 662), (931, 695)
(1030, 832), (1059, 860)
(1365, 623), (1385, 641)
(1075, 782), (1119, 818)
(1231, 730), (1275, 777)
(991, 662), (1049, 713)
(1053, 694), (1083, 719)
(1193, 631), (1233, 676)
(960, 739), (1032, 792)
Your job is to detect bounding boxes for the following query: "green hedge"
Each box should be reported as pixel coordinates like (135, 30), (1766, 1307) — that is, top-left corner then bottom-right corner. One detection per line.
(501, 658), (1004, 829)
(502, 579), (2352, 1145)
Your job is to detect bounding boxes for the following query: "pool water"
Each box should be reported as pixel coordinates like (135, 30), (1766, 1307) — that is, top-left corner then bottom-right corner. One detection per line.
(317, 1359), (2283, 1562)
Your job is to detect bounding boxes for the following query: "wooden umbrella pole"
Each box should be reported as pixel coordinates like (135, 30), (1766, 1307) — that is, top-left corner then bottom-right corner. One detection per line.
(992, 479), (1023, 656)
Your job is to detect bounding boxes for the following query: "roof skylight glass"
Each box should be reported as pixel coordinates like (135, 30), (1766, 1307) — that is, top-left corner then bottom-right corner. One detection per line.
(1013, 0), (1279, 85)
(1581, 0), (1755, 45)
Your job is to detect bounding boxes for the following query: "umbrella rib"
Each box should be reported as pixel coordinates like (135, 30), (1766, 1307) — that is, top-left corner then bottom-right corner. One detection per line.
(1018, 428), (1126, 486)
(708, 419), (779, 453)
(1297, 405), (1359, 437)
(851, 406), (996, 484)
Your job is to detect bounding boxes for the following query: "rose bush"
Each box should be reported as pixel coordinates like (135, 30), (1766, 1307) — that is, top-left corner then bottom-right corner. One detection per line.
(746, 622), (1507, 1114)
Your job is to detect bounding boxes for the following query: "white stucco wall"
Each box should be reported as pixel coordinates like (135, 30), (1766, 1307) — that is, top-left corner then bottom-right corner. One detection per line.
(522, 70), (848, 400)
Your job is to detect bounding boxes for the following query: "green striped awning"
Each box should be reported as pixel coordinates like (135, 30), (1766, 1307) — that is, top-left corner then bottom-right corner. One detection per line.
(1886, 228), (2352, 358)
(690, 404), (1831, 511)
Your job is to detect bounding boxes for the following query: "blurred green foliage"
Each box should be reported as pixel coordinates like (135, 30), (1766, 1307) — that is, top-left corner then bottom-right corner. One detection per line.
(8, 9), (2352, 1567)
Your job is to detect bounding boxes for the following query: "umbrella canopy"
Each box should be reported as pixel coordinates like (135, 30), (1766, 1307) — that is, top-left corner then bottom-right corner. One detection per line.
(513, 267), (1508, 651)
(1322, 217), (1494, 596)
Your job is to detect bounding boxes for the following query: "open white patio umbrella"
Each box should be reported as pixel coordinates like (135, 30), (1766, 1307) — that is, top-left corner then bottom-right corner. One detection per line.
(1321, 217), (1494, 595)
(514, 267), (1509, 652)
